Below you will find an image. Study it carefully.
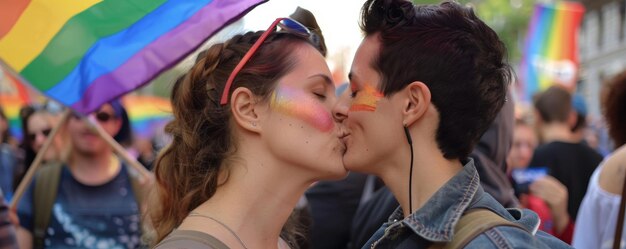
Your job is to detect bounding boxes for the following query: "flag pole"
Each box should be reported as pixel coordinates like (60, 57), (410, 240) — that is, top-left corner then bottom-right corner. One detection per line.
(86, 117), (154, 184)
(10, 109), (71, 209)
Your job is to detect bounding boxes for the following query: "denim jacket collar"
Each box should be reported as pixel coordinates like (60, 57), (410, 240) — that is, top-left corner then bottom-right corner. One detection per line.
(387, 159), (481, 242)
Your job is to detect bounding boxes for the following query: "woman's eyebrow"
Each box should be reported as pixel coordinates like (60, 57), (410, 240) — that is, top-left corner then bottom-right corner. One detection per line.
(308, 74), (333, 85)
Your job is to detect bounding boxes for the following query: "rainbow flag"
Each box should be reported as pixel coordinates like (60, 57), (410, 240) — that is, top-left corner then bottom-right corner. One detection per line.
(0, 0), (267, 114)
(122, 95), (172, 139)
(0, 65), (31, 140)
(519, 2), (585, 101)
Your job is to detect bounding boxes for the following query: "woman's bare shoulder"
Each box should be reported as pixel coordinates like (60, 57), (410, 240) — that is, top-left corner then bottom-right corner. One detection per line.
(599, 145), (626, 195)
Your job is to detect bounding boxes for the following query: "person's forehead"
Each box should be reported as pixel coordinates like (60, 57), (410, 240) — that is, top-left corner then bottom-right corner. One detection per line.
(98, 104), (114, 113)
(350, 36), (382, 88)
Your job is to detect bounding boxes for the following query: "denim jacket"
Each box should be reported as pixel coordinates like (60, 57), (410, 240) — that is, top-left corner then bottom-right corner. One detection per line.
(363, 159), (573, 249)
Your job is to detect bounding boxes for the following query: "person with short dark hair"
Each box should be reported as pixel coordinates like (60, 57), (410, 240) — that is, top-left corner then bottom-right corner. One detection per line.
(529, 86), (603, 219)
(332, 0), (571, 248)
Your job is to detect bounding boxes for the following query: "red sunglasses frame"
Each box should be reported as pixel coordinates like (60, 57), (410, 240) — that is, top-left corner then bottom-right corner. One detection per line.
(219, 17), (310, 105)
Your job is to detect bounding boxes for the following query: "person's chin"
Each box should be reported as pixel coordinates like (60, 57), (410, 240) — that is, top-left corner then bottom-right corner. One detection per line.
(342, 153), (368, 173)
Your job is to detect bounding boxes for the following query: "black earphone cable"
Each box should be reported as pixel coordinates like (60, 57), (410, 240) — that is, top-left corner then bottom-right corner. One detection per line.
(404, 126), (414, 214)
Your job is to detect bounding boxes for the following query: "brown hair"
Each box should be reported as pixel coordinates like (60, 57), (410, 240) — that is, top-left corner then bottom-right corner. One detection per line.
(533, 86), (572, 124)
(603, 70), (626, 147)
(149, 31), (314, 245)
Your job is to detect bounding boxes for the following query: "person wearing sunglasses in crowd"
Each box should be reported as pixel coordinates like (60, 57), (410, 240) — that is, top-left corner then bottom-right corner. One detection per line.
(331, 0), (572, 248)
(15, 101), (152, 249)
(150, 18), (346, 249)
(12, 102), (65, 195)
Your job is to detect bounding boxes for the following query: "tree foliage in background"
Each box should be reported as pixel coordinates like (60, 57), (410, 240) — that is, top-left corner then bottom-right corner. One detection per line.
(413, 0), (535, 62)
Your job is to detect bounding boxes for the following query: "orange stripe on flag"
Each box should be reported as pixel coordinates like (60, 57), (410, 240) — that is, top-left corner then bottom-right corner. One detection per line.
(0, 0), (31, 39)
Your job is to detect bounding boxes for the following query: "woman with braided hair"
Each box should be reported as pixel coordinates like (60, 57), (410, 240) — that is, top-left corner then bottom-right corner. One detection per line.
(150, 18), (348, 249)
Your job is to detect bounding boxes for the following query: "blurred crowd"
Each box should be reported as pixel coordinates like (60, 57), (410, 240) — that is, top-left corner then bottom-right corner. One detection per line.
(0, 99), (164, 202)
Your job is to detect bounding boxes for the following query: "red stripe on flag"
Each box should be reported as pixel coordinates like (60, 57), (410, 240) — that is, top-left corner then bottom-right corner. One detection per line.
(0, 0), (31, 39)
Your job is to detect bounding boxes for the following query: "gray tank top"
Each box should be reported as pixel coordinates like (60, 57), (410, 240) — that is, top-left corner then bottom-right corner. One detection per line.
(154, 230), (230, 249)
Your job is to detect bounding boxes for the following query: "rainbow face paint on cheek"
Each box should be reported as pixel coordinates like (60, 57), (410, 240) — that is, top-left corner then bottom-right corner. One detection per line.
(270, 86), (334, 132)
(350, 84), (383, 112)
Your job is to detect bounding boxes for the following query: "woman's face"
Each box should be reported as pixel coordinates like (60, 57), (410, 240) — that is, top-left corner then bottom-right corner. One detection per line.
(260, 43), (347, 180)
(27, 112), (58, 160)
(507, 124), (538, 172)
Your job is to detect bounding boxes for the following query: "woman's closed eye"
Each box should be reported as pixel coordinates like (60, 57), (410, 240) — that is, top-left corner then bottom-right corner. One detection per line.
(313, 91), (327, 100)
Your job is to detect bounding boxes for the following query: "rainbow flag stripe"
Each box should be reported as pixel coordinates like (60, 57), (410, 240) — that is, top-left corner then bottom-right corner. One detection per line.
(0, 0), (266, 114)
(0, 65), (31, 140)
(122, 95), (172, 139)
(520, 2), (585, 101)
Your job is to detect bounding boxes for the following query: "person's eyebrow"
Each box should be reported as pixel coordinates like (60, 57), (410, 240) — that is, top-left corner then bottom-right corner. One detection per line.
(308, 74), (333, 85)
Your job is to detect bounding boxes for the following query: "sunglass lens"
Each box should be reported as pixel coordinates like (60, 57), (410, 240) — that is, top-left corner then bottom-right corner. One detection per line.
(42, 129), (52, 137)
(280, 19), (310, 36)
(96, 112), (112, 122)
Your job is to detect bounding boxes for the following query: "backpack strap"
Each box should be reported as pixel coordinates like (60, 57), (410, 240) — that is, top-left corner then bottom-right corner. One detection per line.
(33, 163), (63, 249)
(430, 209), (528, 249)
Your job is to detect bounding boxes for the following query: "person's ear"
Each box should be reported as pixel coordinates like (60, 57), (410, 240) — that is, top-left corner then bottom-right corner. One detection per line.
(567, 110), (577, 129)
(230, 87), (262, 133)
(402, 81), (431, 127)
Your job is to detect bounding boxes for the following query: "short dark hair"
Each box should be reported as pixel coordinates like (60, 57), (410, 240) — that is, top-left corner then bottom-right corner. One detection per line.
(603, 70), (626, 146)
(533, 86), (572, 124)
(359, 0), (511, 159)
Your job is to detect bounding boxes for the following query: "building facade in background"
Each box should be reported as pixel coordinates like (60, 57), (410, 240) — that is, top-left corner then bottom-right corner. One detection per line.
(579, 0), (626, 117)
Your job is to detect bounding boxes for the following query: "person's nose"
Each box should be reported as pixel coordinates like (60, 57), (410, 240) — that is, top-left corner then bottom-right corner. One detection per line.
(333, 85), (350, 123)
(34, 133), (47, 149)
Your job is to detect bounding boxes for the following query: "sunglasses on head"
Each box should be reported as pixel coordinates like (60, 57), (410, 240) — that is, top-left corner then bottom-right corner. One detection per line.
(220, 17), (315, 105)
(27, 128), (52, 142)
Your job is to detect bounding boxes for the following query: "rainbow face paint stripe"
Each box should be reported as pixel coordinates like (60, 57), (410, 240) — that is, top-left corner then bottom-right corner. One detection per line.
(270, 86), (334, 132)
(350, 84), (383, 112)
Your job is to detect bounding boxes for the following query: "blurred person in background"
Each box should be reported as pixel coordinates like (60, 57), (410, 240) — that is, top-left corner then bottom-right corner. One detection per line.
(529, 86), (603, 219)
(507, 117), (574, 243)
(574, 70), (626, 249)
(15, 101), (151, 249)
(12, 103), (65, 193)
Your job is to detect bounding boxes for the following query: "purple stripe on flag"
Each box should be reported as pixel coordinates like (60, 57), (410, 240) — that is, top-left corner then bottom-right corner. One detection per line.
(71, 0), (267, 114)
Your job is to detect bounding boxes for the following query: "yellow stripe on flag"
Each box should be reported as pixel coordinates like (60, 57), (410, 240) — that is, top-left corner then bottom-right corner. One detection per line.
(0, 0), (101, 71)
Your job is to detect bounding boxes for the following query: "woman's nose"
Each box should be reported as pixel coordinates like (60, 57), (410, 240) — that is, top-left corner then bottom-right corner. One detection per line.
(332, 84), (350, 122)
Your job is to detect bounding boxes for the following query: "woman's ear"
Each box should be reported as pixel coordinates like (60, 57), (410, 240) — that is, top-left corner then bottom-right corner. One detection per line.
(402, 81), (431, 127)
(230, 87), (262, 133)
